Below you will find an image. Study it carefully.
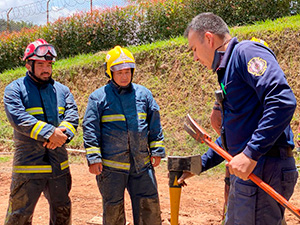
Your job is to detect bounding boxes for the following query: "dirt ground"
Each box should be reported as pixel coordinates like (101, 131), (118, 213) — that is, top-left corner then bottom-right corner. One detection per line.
(0, 156), (300, 225)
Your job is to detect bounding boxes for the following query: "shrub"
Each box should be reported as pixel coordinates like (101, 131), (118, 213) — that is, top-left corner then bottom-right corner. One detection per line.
(0, 0), (297, 73)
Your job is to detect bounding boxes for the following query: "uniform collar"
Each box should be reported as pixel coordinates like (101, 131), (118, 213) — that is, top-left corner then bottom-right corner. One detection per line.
(109, 80), (133, 94)
(218, 37), (239, 69)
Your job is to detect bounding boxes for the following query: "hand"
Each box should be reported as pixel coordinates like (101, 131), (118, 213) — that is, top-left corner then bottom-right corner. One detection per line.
(210, 107), (222, 136)
(89, 163), (103, 175)
(43, 141), (58, 150)
(226, 152), (257, 181)
(177, 171), (195, 187)
(151, 156), (161, 167)
(43, 127), (68, 149)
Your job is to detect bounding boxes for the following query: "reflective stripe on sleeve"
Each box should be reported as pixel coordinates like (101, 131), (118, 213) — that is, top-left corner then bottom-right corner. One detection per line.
(58, 107), (65, 115)
(60, 160), (69, 170)
(150, 140), (164, 148)
(13, 165), (52, 173)
(59, 121), (76, 135)
(138, 112), (147, 120)
(102, 159), (130, 170)
(26, 107), (44, 115)
(86, 147), (101, 155)
(101, 114), (126, 122)
(30, 121), (47, 140)
(144, 155), (150, 165)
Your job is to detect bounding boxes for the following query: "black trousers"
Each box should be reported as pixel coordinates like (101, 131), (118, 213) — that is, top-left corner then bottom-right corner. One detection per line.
(5, 173), (72, 225)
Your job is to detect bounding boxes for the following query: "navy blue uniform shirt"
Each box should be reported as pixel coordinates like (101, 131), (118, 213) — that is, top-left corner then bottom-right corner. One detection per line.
(201, 37), (296, 172)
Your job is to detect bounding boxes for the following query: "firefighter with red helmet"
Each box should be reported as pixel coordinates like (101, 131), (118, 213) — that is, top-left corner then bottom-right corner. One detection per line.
(83, 46), (165, 224)
(4, 39), (79, 225)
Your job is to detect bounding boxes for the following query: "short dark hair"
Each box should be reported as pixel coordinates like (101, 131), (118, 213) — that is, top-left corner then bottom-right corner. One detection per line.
(184, 12), (230, 42)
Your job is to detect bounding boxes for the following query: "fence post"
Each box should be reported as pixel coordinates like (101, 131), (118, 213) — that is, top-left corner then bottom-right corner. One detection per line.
(6, 7), (12, 32)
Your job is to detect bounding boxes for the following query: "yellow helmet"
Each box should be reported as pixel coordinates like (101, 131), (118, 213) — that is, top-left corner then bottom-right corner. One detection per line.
(104, 46), (135, 79)
(250, 37), (269, 47)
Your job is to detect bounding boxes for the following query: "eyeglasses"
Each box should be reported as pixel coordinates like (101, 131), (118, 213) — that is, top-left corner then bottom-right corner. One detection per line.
(34, 44), (57, 58)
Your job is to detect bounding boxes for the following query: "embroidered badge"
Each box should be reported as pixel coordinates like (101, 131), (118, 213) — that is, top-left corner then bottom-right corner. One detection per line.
(247, 57), (267, 76)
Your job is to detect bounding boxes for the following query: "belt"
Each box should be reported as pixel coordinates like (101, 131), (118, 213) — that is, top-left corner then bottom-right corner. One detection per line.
(265, 146), (294, 158)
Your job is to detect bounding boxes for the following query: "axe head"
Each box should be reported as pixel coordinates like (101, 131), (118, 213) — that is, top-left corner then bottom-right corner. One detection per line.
(167, 154), (202, 175)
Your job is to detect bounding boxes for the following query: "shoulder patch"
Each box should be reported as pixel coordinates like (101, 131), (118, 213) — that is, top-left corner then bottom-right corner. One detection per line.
(247, 57), (267, 76)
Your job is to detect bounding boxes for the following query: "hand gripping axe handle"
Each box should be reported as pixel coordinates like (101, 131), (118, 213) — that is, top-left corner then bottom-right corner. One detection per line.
(184, 114), (300, 219)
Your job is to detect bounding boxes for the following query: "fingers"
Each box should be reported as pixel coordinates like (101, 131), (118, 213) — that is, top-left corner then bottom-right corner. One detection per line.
(177, 172), (194, 185)
(151, 156), (161, 167)
(89, 163), (103, 175)
(59, 127), (67, 132)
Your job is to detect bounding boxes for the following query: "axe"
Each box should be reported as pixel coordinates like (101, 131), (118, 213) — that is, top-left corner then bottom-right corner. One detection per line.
(184, 114), (300, 219)
(168, 155), (202, 225)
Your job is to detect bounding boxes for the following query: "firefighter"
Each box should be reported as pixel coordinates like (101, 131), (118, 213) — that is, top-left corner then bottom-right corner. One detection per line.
(4, 38), (79, 225)
(178, 13), (298, 224)
(83, 46), (165, 225)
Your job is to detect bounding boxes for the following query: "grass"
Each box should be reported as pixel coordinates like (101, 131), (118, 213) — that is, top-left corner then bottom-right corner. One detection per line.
(230, 14), (300, 36)
(0, 155), (12, 163)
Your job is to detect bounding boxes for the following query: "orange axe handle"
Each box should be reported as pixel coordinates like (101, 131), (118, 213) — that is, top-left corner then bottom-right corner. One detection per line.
(205, 139), (300, 219)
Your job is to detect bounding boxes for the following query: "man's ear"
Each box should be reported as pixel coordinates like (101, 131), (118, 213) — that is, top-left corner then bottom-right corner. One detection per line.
(204, 32), (214, 48)
(25, 62), (31, 71)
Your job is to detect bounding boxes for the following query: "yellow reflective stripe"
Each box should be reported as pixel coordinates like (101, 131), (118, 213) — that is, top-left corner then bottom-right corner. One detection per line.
(58, 107), (65, 114)
(86, 147), (101, 155)
(60, 121), (76, 134)
(13, 165), (52, 173)
(298, 133), (300, 139)
(150, 141), (164, 148)
(60, 160), (69, 170)
(138, 112), (147, 120)
(101, 114), (126, 122)
(30, 121), (47, 140)
(144, 156), (150, 165)
(102, 159), (130, 170)
(26, 107), (44, 115)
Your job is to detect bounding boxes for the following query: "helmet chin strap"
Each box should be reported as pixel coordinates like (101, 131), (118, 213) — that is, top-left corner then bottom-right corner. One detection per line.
(111, 70), (133, 89)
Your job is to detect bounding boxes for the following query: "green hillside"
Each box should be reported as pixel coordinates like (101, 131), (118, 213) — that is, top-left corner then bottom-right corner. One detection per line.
(0, 15), (300, 159)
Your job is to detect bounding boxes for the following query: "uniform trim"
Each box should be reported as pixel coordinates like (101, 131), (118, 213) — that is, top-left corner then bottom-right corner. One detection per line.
(138, 112), (147, 120)
(101, 114), (126, 122)
(150, 140), (164, 148)
(60, 160), (69, 170)
(86, 147), (101, 154)
(13, 165), (52, 173)
(26, 107), (65, 115)
(102, 156), (150, 170)
(144, 156), (150, 165)
(59, 121), (76, 134)
(58, 107), (65, 114)
(30, 120), (47, 140)
(26, 107), (44, 115)
(102, 159), (130, 170)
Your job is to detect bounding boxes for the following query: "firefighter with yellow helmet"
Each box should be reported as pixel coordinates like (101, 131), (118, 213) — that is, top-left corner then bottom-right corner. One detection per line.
(83, 46), (165, 224)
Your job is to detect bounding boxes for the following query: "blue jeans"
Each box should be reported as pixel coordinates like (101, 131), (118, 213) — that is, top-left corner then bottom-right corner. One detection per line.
(225, 152), (298, 225)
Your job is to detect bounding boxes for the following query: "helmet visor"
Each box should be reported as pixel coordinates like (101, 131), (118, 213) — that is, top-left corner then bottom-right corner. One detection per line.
(35, 44), (57, 57)
(111, 63), (135, 72)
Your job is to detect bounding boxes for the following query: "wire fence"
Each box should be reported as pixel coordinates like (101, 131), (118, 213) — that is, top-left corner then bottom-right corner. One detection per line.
(0, 0), (129, 30)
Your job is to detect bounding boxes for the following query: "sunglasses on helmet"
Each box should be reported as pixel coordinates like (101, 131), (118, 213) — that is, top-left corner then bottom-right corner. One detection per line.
(33, 44), (57, 58)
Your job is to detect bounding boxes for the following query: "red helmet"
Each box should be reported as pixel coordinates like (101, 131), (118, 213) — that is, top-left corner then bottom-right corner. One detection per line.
(23, 39), (57, 61)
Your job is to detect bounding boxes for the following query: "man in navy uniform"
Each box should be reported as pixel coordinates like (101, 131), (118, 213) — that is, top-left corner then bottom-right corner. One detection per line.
(179, 13), (298, 225)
